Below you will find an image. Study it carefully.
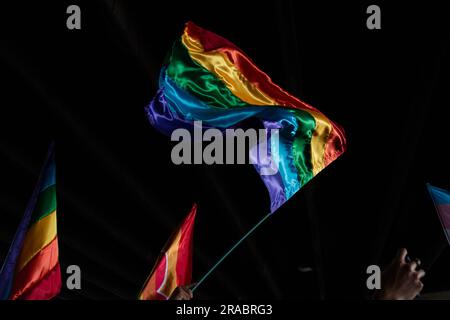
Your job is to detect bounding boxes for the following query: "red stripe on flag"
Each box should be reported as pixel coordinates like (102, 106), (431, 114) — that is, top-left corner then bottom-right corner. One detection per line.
(176, 204), (196, 287)
(10, 237), (60, 300)
(19, 263), (61, 300)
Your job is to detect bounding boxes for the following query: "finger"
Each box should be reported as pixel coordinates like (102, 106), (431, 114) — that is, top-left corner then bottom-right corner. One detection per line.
(409, 261), (418, 271)
(409, 282), (424, 300)
(398, 248), (408, 263)
(179, 292), (190, 300)
(416, 281), (424, 291)
(416, 269), (426, 279)
(188, 289), (193, 299)
(179, 288), (190, 296)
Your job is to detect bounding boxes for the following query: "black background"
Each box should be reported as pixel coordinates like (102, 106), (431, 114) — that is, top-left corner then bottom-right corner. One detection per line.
(0, 1), (449, 300)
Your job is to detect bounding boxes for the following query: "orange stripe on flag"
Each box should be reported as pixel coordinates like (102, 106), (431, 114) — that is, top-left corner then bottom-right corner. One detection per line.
(156, 234), (182, 298)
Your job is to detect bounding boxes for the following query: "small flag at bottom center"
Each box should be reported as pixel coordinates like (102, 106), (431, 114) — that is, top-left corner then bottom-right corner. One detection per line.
(139, 203), (196, 300)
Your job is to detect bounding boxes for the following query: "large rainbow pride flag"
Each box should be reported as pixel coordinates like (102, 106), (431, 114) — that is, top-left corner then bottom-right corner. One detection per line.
(147, 22), (346, 212)
(0, 145), (61, 300)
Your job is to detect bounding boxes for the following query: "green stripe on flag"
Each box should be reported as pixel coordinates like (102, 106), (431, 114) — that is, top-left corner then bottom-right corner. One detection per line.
(30, 184), (57, 224)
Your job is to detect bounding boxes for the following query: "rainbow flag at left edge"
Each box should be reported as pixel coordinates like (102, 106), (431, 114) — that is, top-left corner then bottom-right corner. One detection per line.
(0, 143), (61, 300)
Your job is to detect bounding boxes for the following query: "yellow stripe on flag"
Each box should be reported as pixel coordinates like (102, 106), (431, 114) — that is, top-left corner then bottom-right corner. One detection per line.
(16, 211), (57, 272)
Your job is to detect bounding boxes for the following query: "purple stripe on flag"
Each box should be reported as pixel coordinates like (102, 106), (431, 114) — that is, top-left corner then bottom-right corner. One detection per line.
(437, 204), (450, 229)
(250, 121), (287, 213)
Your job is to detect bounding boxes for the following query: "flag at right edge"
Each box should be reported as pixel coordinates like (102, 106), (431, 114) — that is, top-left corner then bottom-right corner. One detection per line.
(427, 183), (450, 244)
